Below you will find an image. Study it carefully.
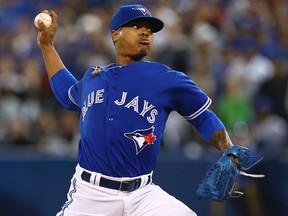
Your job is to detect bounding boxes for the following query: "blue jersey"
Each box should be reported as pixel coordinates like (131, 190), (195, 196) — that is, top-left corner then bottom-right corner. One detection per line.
(51, 61), (211, 177)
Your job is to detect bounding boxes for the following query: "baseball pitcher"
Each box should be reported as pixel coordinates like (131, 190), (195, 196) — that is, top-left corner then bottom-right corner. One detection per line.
(36, 4), (263, 216)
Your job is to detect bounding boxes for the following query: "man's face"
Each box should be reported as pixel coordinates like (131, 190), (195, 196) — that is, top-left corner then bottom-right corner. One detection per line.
(113, 19), (154, 61)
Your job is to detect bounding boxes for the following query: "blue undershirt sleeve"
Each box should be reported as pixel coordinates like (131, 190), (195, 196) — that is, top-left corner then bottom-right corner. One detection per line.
(49, 68), (79, 111)
(189, 109), (225, 143)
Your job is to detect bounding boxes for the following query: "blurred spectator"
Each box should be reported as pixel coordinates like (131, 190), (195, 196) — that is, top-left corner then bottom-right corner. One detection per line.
(36, 108), (79, 156)
(250, 96), (288, 161)
(224, 41), (275, 100)
(257, 57), (288, 121)
(215, 74), (254, 133)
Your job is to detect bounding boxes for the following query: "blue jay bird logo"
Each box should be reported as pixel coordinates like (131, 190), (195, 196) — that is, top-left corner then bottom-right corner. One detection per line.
(124, 126), (156, 155)
(132, 6), (150, 15)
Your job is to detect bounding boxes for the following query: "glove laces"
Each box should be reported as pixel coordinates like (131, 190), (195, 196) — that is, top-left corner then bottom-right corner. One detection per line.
(240, 155), (265, 178)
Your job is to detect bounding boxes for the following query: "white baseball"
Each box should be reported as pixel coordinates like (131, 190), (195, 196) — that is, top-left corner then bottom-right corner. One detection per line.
(34, 12), (52, 29)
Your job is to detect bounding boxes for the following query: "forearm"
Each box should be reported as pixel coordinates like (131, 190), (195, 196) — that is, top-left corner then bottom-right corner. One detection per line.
(36, 10), (64, 79)
(190, 109), (233, 153)
(209, 129), (233, 153)
(40, 45), (65, 79)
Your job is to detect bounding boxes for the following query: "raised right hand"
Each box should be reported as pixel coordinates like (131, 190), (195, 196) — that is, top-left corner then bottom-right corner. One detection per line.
(36, 10), (58, 49)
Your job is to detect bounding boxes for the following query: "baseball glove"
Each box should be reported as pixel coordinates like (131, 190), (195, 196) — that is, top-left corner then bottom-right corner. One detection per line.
(196, 145), (264, 202)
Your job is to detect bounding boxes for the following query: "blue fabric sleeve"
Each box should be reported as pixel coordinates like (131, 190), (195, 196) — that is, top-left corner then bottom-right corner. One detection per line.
(50, 68), (80, 112)
(189, 109), (225, 143)
(171, 71), (211, 118)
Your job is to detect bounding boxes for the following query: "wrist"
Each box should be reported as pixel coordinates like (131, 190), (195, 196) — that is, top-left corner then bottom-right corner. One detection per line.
(210, 130), (233, 153)
(39, 43), (54, 51)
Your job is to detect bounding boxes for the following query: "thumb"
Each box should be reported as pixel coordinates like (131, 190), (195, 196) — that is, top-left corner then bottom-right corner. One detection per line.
(37, 20), (47, 31)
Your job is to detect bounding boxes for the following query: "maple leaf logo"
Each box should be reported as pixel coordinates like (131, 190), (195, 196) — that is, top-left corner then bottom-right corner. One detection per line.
(144, 133), (156, 144)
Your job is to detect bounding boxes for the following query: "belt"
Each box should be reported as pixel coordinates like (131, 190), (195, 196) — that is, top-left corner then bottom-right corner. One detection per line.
(81, 170), (151, 192)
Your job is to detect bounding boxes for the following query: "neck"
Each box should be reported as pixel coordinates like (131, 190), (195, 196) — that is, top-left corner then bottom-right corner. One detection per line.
(116, 54), (146, 66)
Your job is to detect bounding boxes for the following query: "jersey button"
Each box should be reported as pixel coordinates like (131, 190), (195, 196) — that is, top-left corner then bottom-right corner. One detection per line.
(108, 117), (114, 121)
(112, 86), (117, 89)
(113, 74), (118, 79)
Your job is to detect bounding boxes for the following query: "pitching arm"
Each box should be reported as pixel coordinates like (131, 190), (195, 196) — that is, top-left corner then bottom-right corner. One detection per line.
(36, 10), (65, 79)
(36, 10), (80, 111)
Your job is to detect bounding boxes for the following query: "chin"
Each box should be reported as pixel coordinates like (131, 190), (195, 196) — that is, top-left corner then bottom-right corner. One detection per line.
(133, 50), (148, 61)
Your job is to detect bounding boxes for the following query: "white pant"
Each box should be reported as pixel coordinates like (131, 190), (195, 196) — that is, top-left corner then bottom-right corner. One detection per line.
(56, 164), (197, 216)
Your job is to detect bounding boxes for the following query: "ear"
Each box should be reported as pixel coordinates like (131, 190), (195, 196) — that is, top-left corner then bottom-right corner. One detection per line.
(112, 30), (120, 43)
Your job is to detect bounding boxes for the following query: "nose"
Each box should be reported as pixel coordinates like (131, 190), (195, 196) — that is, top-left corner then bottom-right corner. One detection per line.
(139, 26), (151, 36)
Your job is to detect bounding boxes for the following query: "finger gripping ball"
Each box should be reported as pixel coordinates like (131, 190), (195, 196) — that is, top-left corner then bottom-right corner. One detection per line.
(34, 13), (52, 29)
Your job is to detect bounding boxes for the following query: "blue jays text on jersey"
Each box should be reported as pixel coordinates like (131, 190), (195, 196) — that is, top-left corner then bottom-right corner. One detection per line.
(82, 90), (158, 124)
(50, 61), (211, 177)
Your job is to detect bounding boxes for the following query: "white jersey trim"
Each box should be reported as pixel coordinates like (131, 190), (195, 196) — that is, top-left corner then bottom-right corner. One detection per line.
(183, 98), (212, 120)
(68, 86), (79, 107)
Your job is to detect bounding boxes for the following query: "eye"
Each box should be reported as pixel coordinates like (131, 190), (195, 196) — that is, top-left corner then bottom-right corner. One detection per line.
(132, 25), (152, 32)
(135, 133), (142, 137)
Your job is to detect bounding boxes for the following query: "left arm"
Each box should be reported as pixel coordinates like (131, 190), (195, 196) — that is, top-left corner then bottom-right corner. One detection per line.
(170, 72), (234, 152)
(189, 109), (233, 153)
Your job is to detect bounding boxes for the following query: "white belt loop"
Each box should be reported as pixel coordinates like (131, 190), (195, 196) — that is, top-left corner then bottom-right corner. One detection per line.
(148, 171), (153, 184)
(140, 172), (152, 187)
(94, 173), (101, 186)
(89, 172), (97, 184)
(140, 175), (145, 187)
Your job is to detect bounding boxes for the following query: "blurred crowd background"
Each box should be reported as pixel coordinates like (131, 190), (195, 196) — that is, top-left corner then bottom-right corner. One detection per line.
(0, 0), (287, 162)
(0, 0), (288, 215)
